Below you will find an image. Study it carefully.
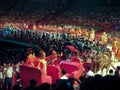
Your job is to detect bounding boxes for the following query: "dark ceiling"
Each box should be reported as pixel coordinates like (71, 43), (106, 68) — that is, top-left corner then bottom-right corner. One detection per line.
(0, 0), (120, 8)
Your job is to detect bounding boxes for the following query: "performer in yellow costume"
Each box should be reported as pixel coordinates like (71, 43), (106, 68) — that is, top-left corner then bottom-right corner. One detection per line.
(101, 32), (107, 45)
(39, 51), (47, 74)
(33, 23), (36, 31)
(89, 28), (95, 41)
(78, 27), (82, 37)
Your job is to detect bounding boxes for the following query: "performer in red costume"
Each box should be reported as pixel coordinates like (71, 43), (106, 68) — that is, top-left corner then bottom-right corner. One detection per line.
(25, 48), (36, 67)
(71, 52), (81, 63)
(45, 50), (57, 62)
(25, 48), (44, 72)
(53, 51), (63, 66)
(66, 45), (81, 63)
(45, 50), (63, 66)
(112, 37), (118, 54)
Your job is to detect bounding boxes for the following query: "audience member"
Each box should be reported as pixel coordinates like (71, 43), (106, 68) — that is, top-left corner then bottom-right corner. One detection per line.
(60, 69), (68, 79)
(24, 79), (37, 90)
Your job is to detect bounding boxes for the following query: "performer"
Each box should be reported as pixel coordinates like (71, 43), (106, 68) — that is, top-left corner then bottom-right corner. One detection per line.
(25, 48), (47, 74)
(89, 28), (95, 41)
(115, 40), (120, 60)
(112, 37), (118, 54)
(33, 23), (36, 31)
(46, 51), (62, 66)
(78, 27), (82, 37)
(53, 51), (63, 66)
(71, 51), (81, 63)
(66, 54), (72, 62)
(25, 48), (36, 67)
(45, 50), (57, 62)
(39, 51), (47, 74)
(101, 32), (107, 45)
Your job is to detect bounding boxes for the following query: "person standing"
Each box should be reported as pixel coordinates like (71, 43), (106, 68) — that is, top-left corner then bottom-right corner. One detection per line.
(87, 65), (94, 77)
(3, 63), (13, 90)
(89, 28), (95, 41)
(101, 32), (107, 45)
(0, 66), (3, 89)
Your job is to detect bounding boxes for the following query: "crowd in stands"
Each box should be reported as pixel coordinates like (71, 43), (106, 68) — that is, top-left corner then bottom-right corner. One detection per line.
(0, 10), (46, 30)
(0, 6), (120, 33)
(0, 0), (63, 29)
(0, 24), (120, 62)
(48, 7), (120, 32)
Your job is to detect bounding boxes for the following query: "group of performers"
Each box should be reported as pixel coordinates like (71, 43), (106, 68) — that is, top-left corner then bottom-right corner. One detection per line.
(88, 29), (120, 61)
(23, 29), (120, 76)
(24, 47), (82, 75)
(25, 48), (47, 74)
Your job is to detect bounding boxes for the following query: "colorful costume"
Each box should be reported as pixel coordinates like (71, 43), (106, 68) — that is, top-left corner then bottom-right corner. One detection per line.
(25, 54), (36, 67)
(101, 32), (107, 45)
(40, 59), (47, 74)
(71, 55), (81, 63)
(115, 41), (120, 59)
(89, 29), (95, 41)
(112, 39), (118, 54)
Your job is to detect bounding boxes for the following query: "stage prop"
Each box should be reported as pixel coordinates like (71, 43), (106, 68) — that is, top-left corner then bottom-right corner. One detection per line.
(47, 65), (61, 84)
(59, 61), (83, 79)
(20, 65), (52, 88)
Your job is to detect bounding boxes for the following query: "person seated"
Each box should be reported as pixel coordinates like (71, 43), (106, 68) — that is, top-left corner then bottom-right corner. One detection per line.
(25, 48), (48, 74)
(46, 50), (57, 65)
(25, 48), (36, 67)
(25, 48), (46, 73)
(36, 50), (47, 74)
(71, 52), (81, 63)
(46, 50), (57, 60)
(33, 56), (41, 69)
(66, 54), (72, 62)
(52, 51), (63, 66)
(46, 50), (63, 66)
